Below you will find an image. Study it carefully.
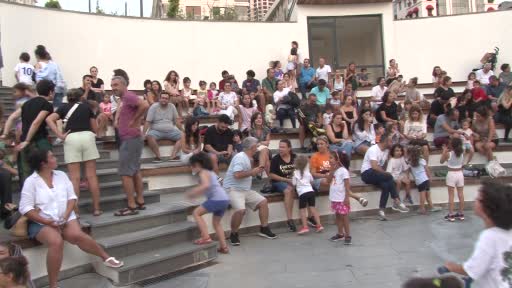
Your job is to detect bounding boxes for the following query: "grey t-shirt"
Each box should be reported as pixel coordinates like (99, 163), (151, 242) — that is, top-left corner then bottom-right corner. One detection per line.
(223, 152), (252, 191)
(146, 103), (178, 132)
(434, 114), (459, 138)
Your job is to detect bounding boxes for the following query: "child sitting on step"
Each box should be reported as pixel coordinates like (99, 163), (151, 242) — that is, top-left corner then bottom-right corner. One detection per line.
(293, 155), (324, 235)
(187, 152), (231, 254)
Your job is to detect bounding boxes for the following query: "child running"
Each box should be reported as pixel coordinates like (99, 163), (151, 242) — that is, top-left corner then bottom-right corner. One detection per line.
(386, 144), (412, 205)
(440, 138), (465, 222)
(293, 155), (324, 235)
(327, 151), (353, 244)
(408, 145), (440, 214)
(444, 180), (512, 288)
(187, 152), (231, 254)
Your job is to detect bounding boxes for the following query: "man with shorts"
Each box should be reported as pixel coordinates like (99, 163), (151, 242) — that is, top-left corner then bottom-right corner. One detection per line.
(203, 114), (234, 174)
(224, 137), (277, 246)
(112, 76), (149, 216)
(143, 93), (182, 162)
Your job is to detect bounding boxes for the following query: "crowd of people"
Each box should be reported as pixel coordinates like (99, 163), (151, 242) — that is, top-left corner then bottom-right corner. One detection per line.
(0, 42), (512, 288)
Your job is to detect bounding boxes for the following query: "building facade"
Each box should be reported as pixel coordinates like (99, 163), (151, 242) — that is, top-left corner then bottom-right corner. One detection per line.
(157, 0), (250, 20)
(249, 0), (275, 21)
(5, 0), (37, 5)
(393, 0), (498, 19)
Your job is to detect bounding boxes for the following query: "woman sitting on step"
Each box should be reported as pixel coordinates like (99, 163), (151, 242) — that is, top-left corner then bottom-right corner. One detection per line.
(19, 149), (123, 288)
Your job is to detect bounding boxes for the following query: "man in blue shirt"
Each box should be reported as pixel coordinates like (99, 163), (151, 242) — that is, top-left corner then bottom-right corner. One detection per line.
(310, 79), (330, 106)
(298, 58), (316, 99)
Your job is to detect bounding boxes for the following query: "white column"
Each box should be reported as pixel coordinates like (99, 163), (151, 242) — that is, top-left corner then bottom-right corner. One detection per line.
(446, 0), (453, 15)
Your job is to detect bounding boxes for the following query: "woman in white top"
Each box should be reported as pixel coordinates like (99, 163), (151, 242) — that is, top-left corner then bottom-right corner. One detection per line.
(403, 104), (430, 162)
(218, 82), (238, 121)
(19, 149), (123, 288)
(352, 108), (375, 155)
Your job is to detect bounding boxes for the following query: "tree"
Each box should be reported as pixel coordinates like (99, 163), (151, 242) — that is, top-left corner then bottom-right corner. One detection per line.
(96, 0), (105, 14)
(44, 0), (61, 9)
(167, 0), (180, 18)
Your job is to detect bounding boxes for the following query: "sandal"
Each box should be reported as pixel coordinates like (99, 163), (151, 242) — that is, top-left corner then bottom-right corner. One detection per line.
(135, 201), (146, 211)
(114, 207), (139, 217)
(93, 210), (103, 217)
(104, 257), (124, 268)
(217, 246), (229, 254)
(193, 238), (213, 245)
(168, 156), (180, 162)
(4, 203), (18, 212)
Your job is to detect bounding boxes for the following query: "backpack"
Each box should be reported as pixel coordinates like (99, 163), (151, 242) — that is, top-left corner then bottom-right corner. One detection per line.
(288, 92), (301, 108)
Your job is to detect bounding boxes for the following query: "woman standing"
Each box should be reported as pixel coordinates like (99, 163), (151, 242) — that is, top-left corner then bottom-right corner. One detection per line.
(326, 112), (354, 161)
(163, 70), (183, 115)
(472, 106), (498, 162)
(34, 45), (66, 108)
(45, 89), (102, 216)
(495, 85), (512, 142)
(180, 117), (202, 164)
(89, 66), (104, 95)
(375, 91), (399, 124)
(403, 105), (430, 161)
(249, 112), (272, 180)
(352, 108), (376, 155)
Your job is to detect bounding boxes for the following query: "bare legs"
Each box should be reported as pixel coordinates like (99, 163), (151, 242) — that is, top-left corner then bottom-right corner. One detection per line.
(84, 160), (101, 214)
(475, 141), (496, 161)
(192, 206), (228, 250)
(283, 185), (294, 221)
(146, 135), (161, 160)
(121, 171), (144, 209)
(67, 162), (81, 215)
(335, 214), (350, 237)
(448, 186), (465, 215)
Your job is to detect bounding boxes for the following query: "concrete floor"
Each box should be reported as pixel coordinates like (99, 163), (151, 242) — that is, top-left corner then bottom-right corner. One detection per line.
(146, 211), (482, 288)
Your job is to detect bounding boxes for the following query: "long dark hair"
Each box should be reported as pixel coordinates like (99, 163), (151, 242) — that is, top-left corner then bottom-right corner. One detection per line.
(184, 116), (199, 146)
(450, 137), (463, 158)
(151, 80), (162, 97)
(189, 152), (213, 171)
(355, 108), (371, 132)
(251, 112), (264, 129)
(408, 145), (422, 168)
(164, 70), (179, 85)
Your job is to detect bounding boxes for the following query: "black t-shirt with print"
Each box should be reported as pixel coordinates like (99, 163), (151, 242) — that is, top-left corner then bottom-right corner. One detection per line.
(57, 103), (95, 133)
(270, 153), (296, 183)
(21, 97), (53, 142)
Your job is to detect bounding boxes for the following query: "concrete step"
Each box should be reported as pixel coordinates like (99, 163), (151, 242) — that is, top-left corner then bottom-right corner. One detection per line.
(78, 190), (161, 214)
(80, 180), (148, 198)
(82, 202), (190, 238)
(93, 242), (218, 286)
(96, 222), (198, 258)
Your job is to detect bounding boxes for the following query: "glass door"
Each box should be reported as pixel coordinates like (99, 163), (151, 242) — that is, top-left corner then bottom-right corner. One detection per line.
(307, 17), (338, 69)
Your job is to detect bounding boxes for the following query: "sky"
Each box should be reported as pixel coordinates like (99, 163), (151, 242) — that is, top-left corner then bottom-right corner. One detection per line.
(37, 0), (154, 17)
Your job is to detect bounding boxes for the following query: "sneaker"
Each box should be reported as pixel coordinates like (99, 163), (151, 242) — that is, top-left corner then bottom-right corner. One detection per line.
(152, 157), (163, 163)
(444, 214), (456, 222)
(329, 234), (344, 242)
(429, 206), (442, 213)
(258, 226), (277, 239)
(297, 227), (309, 235)
(315, 225), (324, 233)
(378, 209), (387, 221)
(358, 197), (369, 207)
(455, 212), (465, 221)
(287, 220), (297, 232)
(307, 217), (317, 227)
(344, 236), (352, 245)
(391, 202), (410, 213)
(229, 232), (240, 246)
(404, 195), (414, 206)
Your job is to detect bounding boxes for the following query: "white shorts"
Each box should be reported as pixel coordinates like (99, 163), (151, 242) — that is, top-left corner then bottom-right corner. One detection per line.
(228, 188), (266, 211)
(446, 170), (464, 188)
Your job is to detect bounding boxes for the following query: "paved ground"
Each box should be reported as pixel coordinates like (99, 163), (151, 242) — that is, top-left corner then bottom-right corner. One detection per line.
(146, 211), (482, 288)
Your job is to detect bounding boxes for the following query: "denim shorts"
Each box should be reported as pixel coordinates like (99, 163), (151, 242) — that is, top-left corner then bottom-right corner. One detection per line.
(147, 127), (182, 142)
(28, 221), (45, 239)
(271, 181), (289, 193)
(202, 200), (230, 217)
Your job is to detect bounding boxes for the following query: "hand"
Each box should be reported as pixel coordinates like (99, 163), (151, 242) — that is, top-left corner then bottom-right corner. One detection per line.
(15, 141), (29, 152)
(46, 220), (60, 228)
(442, 145), (448, 153)
(58, 131), (70, 141)
(444, 261), (458, 273)
(252, 166), (264, 176)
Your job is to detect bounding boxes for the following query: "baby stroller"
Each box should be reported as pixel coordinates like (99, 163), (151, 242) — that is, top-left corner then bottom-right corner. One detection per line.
(296, 108), (326, 152)
(473, 47), (500, 71)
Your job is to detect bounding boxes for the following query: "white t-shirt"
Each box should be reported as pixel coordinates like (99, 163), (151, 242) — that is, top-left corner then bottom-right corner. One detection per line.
(219, 92), (237, 106)
(458, 128), (473, 145)
(371, 85), (388, 101)
(323, 113), (333, 126)
(14, 63), (35, 85)
(292, 170), (314, 196)
(386, 157), (409, 180)
(273, 88), (291, 111)
(476, 69), (494, 85)
(463, 227), (512, 288)
(409, 158), (428, 185)
(329, 167), (350, 202)
(316, 65), (332, 82)
(361, 144), (388, 174)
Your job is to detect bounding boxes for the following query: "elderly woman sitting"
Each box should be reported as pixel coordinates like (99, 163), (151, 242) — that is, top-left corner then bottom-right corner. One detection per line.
(19, 149), (123, 288)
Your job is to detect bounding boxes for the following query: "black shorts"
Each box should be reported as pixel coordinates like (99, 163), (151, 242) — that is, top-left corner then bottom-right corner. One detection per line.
(299, 192), (316, 209)
(417, 180), (430, 192)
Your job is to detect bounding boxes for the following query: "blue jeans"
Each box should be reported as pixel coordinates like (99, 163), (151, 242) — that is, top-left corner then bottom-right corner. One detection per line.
(329, 142), (354, 162)
(277, 107), (296, 128)
(271, 181), (290, 193)
(361, 169), (399, 209)
(53, 92), (64, 109)
(299, 81), (317, 99)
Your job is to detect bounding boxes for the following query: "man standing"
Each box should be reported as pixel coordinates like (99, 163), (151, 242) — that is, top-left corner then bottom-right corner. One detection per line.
(203, 114), (234, 174)
(298, 93), (322, 151)
(476, 63), (494, 86)
(112, 76), (149, 216)
(224, 137), (277, 246)
(143, 93), (182, 163)
(310, 79), (330, 106)
(360, 133), (409, 220)
(298, 58), (316, 98)
(262, 68), (277, 101)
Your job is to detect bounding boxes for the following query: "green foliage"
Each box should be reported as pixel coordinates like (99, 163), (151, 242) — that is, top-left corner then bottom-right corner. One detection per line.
(167, 0), (180, 18)
(96, 0), (105, 14)
(44, 0), (61, 9)
(211, 7), (238, 20)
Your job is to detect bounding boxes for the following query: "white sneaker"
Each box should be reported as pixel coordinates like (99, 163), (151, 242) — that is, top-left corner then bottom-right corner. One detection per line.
(378, 209), (387, 221)
(392, 202), (409, 213)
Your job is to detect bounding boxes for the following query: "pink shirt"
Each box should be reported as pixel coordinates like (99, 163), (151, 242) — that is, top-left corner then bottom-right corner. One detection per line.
(238, 105), (258, 131)
(99, 102), (112, 114)
(118, 91), (141, 140)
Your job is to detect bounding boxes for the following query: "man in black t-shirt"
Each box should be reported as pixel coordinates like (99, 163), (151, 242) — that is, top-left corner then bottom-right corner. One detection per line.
(427, 98), (448, 128)
(298, 94), (322, 151)
(203, 114), (234, 174)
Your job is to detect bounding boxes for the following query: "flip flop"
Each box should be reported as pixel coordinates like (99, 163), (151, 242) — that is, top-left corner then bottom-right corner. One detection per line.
(104, 257), (124, 268)
(193, 238), (213, 245)
(135, 201), (146, 211)
(217, 246), (229, 254)
(93, 210), (103, 217)
(114, 207), (139, 217)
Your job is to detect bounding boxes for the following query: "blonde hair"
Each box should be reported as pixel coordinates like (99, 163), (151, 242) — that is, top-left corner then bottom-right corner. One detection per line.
(294, 155), (309, 178)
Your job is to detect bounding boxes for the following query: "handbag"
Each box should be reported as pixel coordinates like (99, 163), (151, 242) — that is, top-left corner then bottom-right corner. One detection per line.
(463, 165), (481, 178)
(4, 211), (28, 238)
(62, 103), (80, 131)
(486, 159), (506, 178)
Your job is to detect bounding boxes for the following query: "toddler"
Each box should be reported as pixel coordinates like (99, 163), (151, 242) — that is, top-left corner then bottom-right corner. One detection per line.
(293, 155), (324, 235)
(457, 119), (474, 165)
(196, 80), (209, 112)
(327, 151), (353, 244)
(181, 77), (193, 114)
(99, 94), (113, 120)
(386, 144), (412, 205)
(328, 91), (342, 111)
(232, 130), (243, 154)
(408, 145), (440, 214)
(385, 122), (404, 146)
(187, 152), (230, 254)
(440, 138), (465, 222)
(192, 98), (209, 117)
(323, 104), (334, 127)
(208, 82), (219, 112)
(466, 72), (476, 90)
(14, 52), (34, 85)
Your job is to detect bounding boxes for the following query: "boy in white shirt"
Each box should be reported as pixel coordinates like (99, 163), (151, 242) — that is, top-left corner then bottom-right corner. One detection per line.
(14, 52), (34, 86)
(445, 180), (512, 288)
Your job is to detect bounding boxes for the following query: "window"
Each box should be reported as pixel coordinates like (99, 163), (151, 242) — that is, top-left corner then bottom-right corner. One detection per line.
(475, 0), (485, 12)
(186, 6), (201, 19)
(452, 0), (469, 14)
(437, 0), (447, 15)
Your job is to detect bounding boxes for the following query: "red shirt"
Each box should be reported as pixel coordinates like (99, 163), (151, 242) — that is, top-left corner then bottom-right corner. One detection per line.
(472, 87), (488, 102)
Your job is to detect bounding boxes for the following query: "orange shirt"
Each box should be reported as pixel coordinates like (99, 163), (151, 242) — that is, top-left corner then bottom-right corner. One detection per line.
(310, 152), (331, 175)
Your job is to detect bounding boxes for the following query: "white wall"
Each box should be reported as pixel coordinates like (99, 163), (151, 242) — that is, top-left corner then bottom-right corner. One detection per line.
(393, 10), (512, 83)
(0, 2), (297, 89)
